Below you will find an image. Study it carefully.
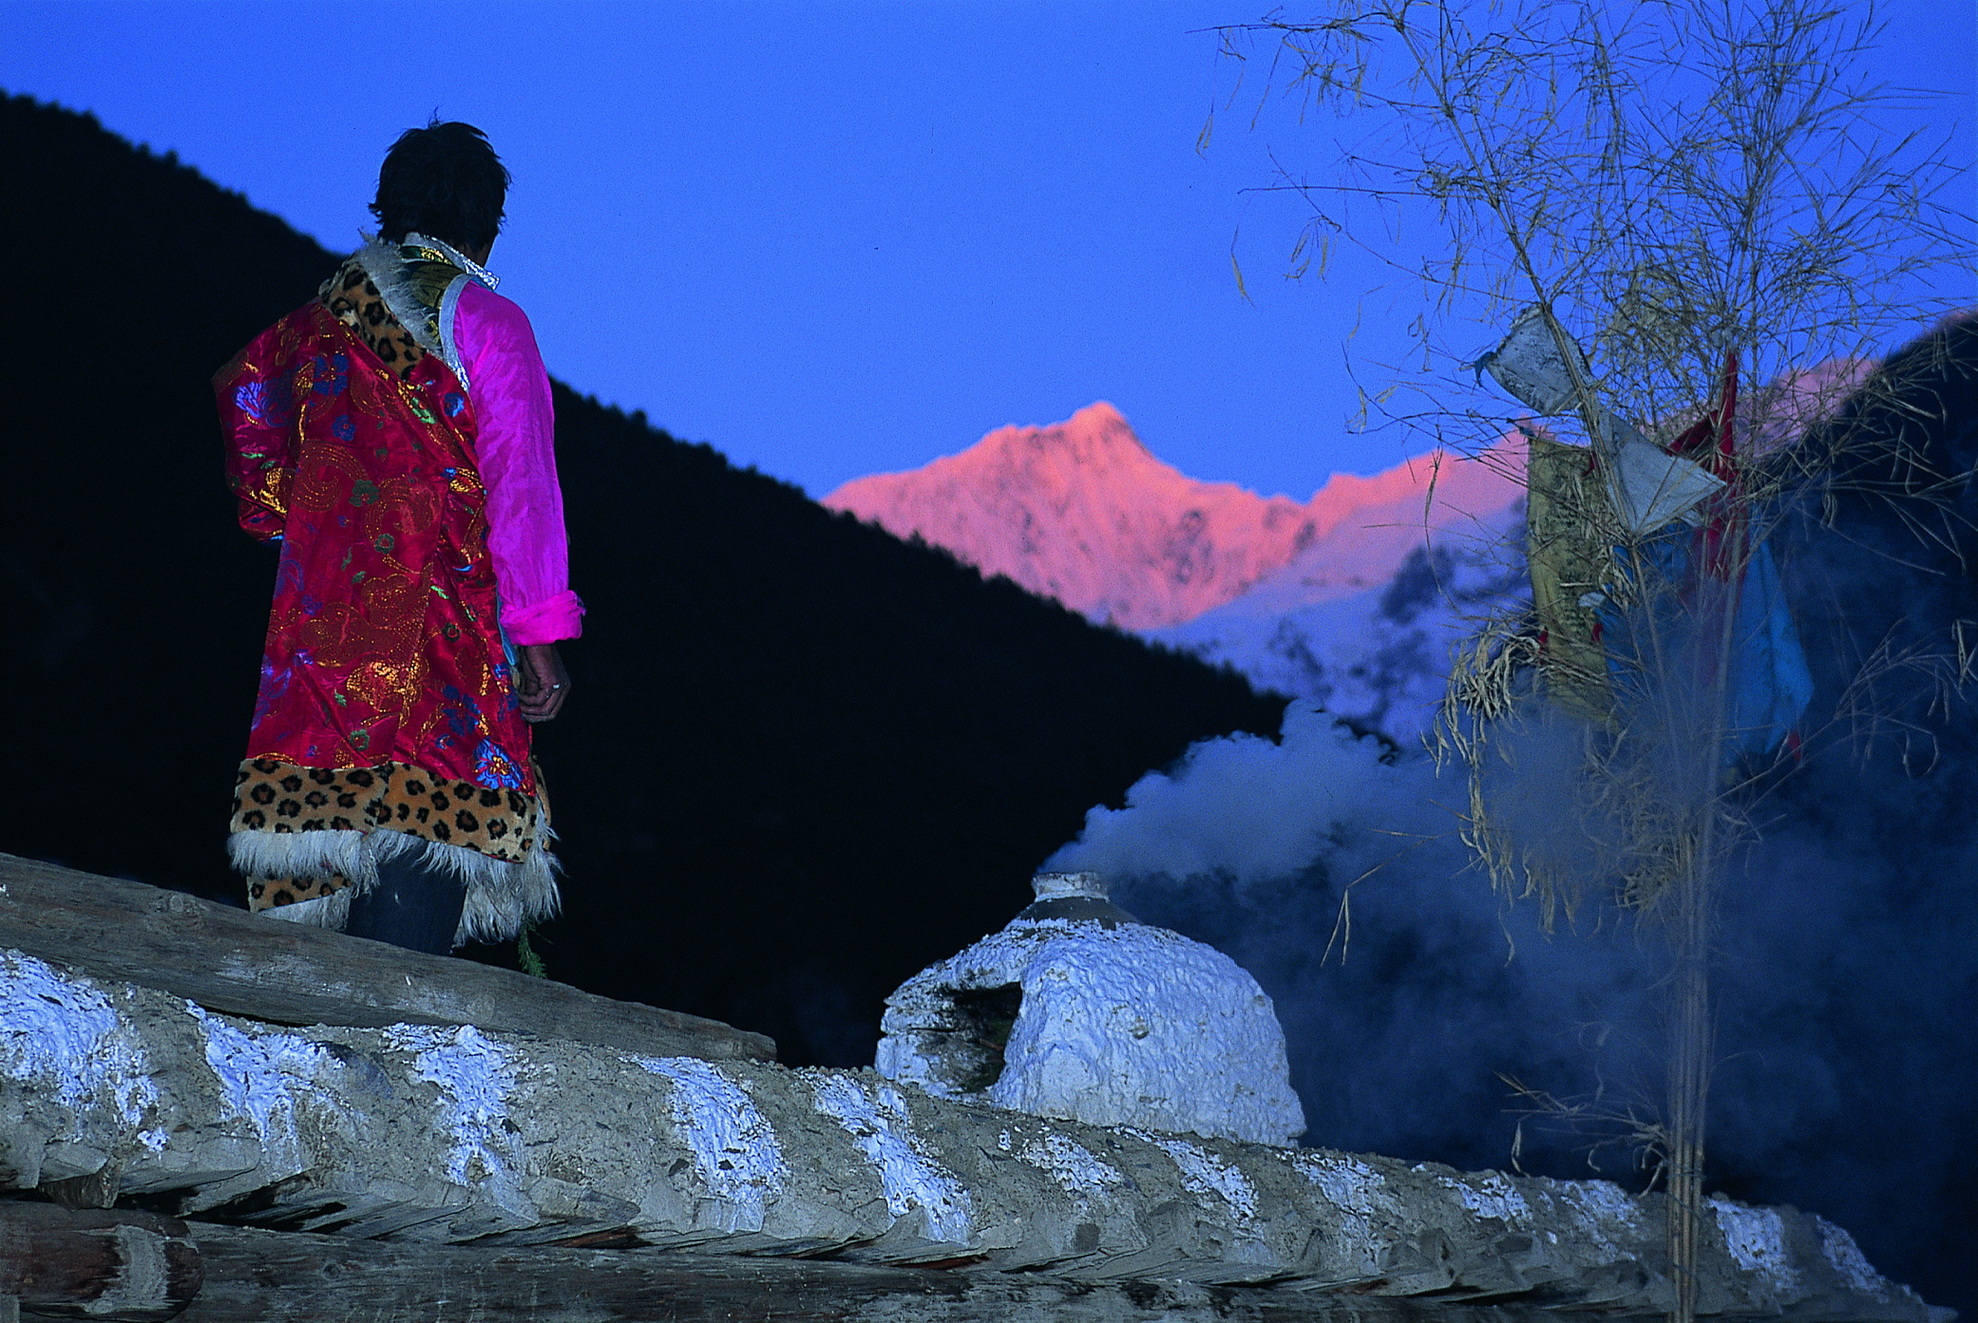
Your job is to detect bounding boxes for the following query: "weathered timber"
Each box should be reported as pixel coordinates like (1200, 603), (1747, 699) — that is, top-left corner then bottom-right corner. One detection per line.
(0, 852), (771, 1062)
(173, 1222), (1652, 1323)
(0, 1200), (201, 1321)
(0, 1208), (1635, 1323)
(1, 951), (1937, 1322)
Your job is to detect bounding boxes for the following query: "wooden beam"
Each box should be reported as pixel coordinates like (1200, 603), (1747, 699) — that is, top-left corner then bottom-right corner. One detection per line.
(3, 1208), (1565, 1323)
(0, 1200), (201, 1322)
(175, 1222), (1574, 1323)
(0, 853), (772, 1063)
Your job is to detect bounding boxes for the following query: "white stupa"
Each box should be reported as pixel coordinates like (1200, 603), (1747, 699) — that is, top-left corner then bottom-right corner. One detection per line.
(875, 871), (1306, 1147)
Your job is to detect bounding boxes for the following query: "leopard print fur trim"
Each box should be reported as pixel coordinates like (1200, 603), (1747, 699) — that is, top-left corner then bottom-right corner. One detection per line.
(322, 238), (475, 386)
(228, 825), (560, 946)
(228, 757), (559, 944)
(321, 260), (429, 378)
(231, 757), (543, 858)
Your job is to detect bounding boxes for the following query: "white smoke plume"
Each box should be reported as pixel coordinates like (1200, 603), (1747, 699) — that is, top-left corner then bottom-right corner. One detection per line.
(1041, 684), (1976, 1305)
(1047, 702), (1432, 888)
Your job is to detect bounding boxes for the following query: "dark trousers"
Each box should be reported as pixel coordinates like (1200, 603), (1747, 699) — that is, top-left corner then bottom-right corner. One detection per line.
(344, 838), (465, 955)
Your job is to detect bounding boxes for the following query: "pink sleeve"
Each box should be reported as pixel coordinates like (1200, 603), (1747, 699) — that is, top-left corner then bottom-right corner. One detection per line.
(453, 282), (584, 645)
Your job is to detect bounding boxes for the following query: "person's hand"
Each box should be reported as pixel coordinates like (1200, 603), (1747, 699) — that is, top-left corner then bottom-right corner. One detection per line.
(515, 643), (570, 723)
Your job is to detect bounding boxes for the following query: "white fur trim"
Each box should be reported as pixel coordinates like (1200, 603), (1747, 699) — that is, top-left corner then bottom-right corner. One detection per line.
(436, 273), (473, 393)
(350, 238), (444, 360)
(349, 238), (477, 389)
(228, 826), (559, 948)
(402, 232), (499, 290)
(228, 827), (373, 889)
(434, 826), (562, 946)
(340, 237), (486, 410)
(256, 888), (353, 931)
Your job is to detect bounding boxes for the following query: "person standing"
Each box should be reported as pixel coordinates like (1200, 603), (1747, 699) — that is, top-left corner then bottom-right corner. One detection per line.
(215, 121), (581, 954)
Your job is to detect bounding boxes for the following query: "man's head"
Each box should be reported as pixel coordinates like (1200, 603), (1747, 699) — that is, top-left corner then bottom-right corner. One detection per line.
(370, 121), (510, 258)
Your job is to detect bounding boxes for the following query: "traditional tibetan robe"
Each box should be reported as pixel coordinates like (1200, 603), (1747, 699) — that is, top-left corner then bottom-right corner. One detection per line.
(215, 234), (582, 943)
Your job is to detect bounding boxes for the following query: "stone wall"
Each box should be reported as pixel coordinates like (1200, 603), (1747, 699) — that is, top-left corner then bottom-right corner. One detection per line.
(1, 948), (1937, 1321)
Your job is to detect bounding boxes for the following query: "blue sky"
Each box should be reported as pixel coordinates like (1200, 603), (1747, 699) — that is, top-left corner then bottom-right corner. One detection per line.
(3, 1), (1971, 498)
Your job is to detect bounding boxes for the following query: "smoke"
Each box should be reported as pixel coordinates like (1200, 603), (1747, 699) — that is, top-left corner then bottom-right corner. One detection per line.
(1047, 702), (1424, 888)
(1048, 703), (1667, 1176)
(1045, 672), (1977, 1305)
(1042, 324), (1978, 1304)
(1044, 314), (1978, 1305)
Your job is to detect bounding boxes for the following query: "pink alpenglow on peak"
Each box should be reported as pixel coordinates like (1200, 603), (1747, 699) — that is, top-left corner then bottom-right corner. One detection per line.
(822, 402), (1525, 632)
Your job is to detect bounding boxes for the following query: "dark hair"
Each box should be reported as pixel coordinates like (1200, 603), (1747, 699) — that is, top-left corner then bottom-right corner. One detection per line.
(370, 121), (510, 253)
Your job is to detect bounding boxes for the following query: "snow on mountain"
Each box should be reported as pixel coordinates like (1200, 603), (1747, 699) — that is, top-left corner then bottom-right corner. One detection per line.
(1152, 443), (1529, 743)
(825, 402), (1328, 630)
(824, 402), (1529, 740)
(1153, 523), (1528, 746)
(824, 402), (1524, 631)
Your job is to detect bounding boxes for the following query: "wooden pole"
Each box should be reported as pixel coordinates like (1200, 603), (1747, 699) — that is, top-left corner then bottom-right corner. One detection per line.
(1665, 887), (1713, 1323)
(0, 1205), (1555, 1323)
(1665, 426), (1744, 1323)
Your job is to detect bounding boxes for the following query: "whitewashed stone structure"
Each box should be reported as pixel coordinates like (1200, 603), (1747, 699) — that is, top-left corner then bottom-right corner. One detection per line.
(0, 945), (1940, 1318)
(875, 871), (1307, 1146)
(0, 858), (1949, 1321)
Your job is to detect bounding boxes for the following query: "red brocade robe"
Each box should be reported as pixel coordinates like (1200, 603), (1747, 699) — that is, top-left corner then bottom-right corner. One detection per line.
(222, 300), (532, 786)
(217, 290), (555, 926)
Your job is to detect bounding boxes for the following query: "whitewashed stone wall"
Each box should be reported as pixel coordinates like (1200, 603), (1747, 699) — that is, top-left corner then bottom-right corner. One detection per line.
(0, 948), (1937, 1319)
(876, 871), (1307, 1147)
(877, 917), (1307, 1147)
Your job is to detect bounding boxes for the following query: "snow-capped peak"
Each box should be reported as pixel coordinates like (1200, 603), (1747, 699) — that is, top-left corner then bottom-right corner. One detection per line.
(824, 404), (1524, 634)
